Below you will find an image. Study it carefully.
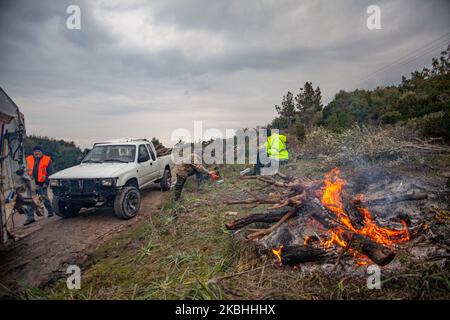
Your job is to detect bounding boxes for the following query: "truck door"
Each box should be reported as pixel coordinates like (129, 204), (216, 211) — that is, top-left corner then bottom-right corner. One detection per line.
(146, 143), (161, 181)
(136, 144), (153, 188)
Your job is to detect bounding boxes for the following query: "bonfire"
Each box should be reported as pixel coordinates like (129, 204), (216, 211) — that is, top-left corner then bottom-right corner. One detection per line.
(225, 168), (429, 268)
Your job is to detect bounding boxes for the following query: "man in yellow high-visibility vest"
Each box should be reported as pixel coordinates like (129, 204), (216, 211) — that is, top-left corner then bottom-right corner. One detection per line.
(254, 128), (289, 175)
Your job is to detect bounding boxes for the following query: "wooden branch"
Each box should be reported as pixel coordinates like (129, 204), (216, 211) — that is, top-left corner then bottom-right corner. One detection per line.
(207, 264), (270, 284)
(225, 198), (279, 205)
(247, 207), (297, 240)
(268, 192), (306, 209)
(225, 208), (291, 230)
(332, 233), (354, 271)
(240, 175), (305, 189)
(378, 143), (450, 155)
(414, 137), (443, 144)
(275, 172), (295, 181)
(355, 192), (428, 206)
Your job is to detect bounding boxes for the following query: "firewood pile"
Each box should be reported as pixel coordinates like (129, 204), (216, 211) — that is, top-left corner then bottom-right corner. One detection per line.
(155, 145), (172, 157)
(225, 168), (434, 268)
(151, 138), (172, 157)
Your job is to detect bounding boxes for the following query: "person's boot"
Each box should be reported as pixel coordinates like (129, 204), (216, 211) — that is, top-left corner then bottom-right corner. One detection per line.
(23, 207), (36, 226)
(250, 165), (260, 176)
(23, 218), (36, 226)
(43, 197), (54, 217)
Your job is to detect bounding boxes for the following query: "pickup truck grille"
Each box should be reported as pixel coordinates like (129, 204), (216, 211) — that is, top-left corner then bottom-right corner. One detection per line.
(65, 179), (97, 194)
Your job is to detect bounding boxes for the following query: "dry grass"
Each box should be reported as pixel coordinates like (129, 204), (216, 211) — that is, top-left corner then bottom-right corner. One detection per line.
(298, 125), (449, 170)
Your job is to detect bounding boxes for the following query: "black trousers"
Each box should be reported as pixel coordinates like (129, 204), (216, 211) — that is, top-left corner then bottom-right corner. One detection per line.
(254, 155), (288, 175)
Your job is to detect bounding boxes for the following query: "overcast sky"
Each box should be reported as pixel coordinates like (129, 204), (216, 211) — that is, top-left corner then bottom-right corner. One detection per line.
(1, 0), (449, 149)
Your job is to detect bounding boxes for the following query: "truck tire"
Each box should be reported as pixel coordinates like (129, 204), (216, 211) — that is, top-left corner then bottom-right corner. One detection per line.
(160, 167), (172, 191)
(114, 186), (141, 219)
(52, 195), (81, 218)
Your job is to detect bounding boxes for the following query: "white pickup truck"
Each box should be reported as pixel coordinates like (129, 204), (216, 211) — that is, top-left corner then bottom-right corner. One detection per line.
(49, 138), (173, 219)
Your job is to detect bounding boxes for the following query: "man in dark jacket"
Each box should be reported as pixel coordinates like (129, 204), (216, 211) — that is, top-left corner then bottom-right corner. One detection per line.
(24, 145), (54, 225)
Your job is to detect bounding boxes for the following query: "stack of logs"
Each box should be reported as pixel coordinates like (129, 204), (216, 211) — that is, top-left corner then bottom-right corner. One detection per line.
(224, 173), (427, 267)
(155, 145), (172, 157)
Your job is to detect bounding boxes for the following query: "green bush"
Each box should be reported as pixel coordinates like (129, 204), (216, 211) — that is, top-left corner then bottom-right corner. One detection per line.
(290, 123), (306, 141)
(270, 116), (289, 129)
(407, 111), (450, 141)
(380, 111), (402, 124)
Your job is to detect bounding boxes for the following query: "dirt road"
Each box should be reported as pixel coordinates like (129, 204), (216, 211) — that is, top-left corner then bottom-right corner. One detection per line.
(0, 186), (168, 297)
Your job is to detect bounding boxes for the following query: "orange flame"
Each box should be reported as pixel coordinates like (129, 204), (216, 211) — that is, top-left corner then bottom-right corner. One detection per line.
(321, 168), (410, 248)
(303, 236), (311, 246)
(322, 228), (347, 248)
(272, 245), (284, 266)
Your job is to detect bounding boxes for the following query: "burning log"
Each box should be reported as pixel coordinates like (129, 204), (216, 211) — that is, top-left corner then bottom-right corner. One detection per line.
(341, 232), (396, 266)
(276, 245), (331, 265)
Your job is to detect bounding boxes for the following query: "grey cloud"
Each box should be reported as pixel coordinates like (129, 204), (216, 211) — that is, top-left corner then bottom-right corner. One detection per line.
(0, 0), (449, 148)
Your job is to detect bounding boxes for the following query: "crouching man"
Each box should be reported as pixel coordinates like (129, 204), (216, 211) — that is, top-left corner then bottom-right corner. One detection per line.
(254, 128), (289, 175)
(173, 152), (215, 202)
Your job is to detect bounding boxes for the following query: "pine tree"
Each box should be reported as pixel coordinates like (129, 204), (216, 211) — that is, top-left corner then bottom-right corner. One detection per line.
(275, 91), (296, 125)
(295, 82), (323, 129)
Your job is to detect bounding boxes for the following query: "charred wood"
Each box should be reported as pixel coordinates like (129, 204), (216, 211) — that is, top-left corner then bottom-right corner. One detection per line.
(225, 208), (292, 230)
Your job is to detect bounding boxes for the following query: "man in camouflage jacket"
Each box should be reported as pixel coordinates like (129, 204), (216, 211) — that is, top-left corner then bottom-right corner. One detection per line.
(173, 152), (213, 201)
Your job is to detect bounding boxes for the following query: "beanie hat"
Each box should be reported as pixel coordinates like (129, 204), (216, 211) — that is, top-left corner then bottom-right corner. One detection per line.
(32, 145), (43, 152)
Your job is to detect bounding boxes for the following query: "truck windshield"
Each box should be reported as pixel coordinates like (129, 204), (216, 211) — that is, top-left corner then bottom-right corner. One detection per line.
(82, 145), (136, 163)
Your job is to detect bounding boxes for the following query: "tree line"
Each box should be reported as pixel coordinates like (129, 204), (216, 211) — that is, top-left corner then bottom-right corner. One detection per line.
(271, 44), (450, 141)
(24, 135), (84, 171)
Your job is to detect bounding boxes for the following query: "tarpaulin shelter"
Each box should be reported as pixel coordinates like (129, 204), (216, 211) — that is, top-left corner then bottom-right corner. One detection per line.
(0, 87), (26, 244)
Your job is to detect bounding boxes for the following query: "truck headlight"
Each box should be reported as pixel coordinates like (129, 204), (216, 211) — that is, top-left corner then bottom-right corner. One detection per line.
(49, 179), (61, 187)
(101, 178), (116, 187)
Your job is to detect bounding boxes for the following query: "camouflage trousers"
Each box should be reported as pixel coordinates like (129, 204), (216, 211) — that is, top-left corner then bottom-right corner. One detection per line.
(174, 174), (187, 201)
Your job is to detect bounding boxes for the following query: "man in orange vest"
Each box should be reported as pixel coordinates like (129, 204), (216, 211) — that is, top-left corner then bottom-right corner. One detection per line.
(24, 145), (54, 225)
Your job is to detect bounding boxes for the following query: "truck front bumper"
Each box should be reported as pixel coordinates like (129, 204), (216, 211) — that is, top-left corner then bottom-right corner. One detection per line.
(51, 181), (120, 207)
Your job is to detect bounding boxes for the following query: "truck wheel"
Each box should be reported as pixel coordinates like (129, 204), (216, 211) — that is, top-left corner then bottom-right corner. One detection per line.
(160, 167), (172, 191)
(114, 186), (141, 219)
(52, 196), (81, 218)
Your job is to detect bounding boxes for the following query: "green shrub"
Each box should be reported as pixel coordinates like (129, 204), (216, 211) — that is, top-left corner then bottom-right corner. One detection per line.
(270, 116), (289, 129)
(290, 123), (306, 141)
(380, 111), (402, 124)
(407, 111), (450, 141)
